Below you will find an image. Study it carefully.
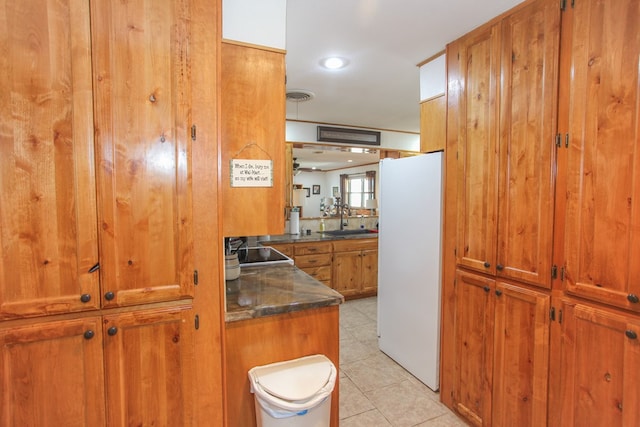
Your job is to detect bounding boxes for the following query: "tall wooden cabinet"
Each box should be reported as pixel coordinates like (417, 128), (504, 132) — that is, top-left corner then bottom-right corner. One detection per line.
(0, 0), (220, 424)
(444, 0), (640, 425)
(560, 0), (640, 313)
(455, 0), (559, 289)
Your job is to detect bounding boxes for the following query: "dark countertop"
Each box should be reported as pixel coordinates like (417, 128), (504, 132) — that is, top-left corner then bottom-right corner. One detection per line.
(258, 231), (378, 244)
(225, 263), (345, 323)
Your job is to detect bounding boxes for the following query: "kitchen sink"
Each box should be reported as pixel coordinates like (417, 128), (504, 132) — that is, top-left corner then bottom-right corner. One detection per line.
(321, 229), (374, 236)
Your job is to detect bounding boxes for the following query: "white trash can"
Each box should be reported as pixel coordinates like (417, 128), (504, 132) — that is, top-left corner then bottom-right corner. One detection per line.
(248, 354), (337, 427)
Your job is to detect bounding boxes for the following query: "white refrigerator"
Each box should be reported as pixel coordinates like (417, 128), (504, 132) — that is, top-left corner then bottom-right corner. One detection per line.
(377, 152), (443, 391)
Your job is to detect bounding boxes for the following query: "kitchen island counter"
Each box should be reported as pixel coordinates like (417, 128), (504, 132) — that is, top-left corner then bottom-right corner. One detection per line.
(225, 263), (344, 322)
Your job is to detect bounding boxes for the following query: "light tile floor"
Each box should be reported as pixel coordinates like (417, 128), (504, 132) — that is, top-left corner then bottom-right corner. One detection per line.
(339, 297), (467, 427)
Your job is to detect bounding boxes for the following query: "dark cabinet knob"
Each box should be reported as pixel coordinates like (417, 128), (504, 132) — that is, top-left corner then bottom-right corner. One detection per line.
(496, 264), (504, 271)
(104, 291), (115, 301)
(625, 330), (638, 340)
(107, 326), (118, 336)
(627, 294), (639, 304)
(483, 261), (491, 268)
(80, 294), (91, 303)
(83, 330), (95, 340)
(495, 289), (503, 297)
(483, 286), (490, 293)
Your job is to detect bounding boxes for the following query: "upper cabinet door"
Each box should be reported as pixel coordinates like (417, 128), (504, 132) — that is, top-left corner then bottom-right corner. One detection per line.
(220, 43), (286, 237)
(562, 0), (640, 311)
(455, 23), (501, 275)
(91, 0), (194, 307)
(497, 0), (560, 288)
(0, 0), (100, 319)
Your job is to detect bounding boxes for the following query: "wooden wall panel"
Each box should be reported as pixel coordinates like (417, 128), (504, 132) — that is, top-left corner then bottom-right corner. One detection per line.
(225, 306), (340, 427)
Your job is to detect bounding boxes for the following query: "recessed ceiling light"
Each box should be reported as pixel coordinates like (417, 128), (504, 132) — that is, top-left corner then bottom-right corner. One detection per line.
(347, 159), (353, 163)
(321, 57), (348, 70)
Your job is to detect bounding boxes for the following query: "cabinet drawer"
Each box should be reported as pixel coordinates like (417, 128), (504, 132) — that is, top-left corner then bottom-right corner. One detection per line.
(332, 238), (378, 253)
(296, 253), (332, 268)
(267, 243), (294, 258)
(294, 242), (332, 256)
(302, 265), (332, 282)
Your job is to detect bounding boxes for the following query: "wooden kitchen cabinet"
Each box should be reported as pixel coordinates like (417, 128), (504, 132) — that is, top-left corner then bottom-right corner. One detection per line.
(332, 239), (378, 299)
(444, 0), (640, 425)
(455, 0), (559, 289)
(496, 0), (559, 289)
(420, 95), (446, 153)
(0, 0), (217, 425)
(453, 270), (550, 427)
(555, 299), (640, 426)
(103, 305), (194, 426)
(560, 0), (640, 312)
(453, 270), (495, 427)
(91, 0), (195, 308)
(454, 21), (501, 277)
(0, 0), (100, 320)
(294, 242), (333, 287)
(0, 316), (106, 426)
(221, 42), (286, 237)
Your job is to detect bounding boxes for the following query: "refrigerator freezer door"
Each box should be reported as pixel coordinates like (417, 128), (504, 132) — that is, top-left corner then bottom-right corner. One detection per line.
(377, 152), (443, 391)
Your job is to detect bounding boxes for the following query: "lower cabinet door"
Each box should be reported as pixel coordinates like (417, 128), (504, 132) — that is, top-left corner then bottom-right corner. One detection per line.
(453, 270), (495, 427)
(103, 305), (194, 426)
(558, 299), (640, 427)
(492, 281), (550, 427)
(0, 316), (106, 426)
(332, 250), (362, 297)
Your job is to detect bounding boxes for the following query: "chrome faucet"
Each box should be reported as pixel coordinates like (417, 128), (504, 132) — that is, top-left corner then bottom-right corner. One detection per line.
(336, 197), (348, 230)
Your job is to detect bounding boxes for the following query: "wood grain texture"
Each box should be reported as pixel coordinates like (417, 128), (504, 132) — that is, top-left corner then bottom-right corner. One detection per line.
(439, 39), (461, 410)
(455, 23), (501, 276)
(190, 0), (224, 423)
(103, 305), (194, 427)
(332, 239), (378, 299)
(90, 0), (194, 308)
(497, 0), (560, 289)
(420, 95), (446, 153)
(220, 43), (286, 237)
(0, 316), (105, 426)
(225, 306), (340, 427)
(492, 281), (550, 427)
(562, 0), (640, 312)
(453, 270), (495, 427)
(558, 299), (640, 426)
(0, 0), (99, 320)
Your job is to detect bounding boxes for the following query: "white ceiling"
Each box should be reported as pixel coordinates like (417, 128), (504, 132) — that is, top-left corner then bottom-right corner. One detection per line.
(285, 0), (525, 135)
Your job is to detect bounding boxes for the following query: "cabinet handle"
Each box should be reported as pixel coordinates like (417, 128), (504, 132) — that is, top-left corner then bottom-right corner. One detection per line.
(483, 261), (491, 268)
(483, 286), (490, 293)
(104, 291), (115, 301)
(496, 264), (504, 271)
(83, 330), (95, 340)
(80, 294), (91, 303)
(627, 294), (639, 304)
(107, 326), (118, 336)
(625, 330), (637, 340)
(495, 289), (503, 297)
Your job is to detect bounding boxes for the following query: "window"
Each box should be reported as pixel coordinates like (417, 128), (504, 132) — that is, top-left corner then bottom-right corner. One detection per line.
(341, 171), (375, 208)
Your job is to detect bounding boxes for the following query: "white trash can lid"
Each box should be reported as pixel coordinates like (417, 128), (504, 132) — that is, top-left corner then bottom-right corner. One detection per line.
(249, 354), (335, 402)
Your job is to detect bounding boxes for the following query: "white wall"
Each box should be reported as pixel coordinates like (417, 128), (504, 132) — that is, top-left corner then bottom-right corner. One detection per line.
(286, 121), (420, 152)
(295, 163), (380, 218)
(222, 0), (287, 49)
